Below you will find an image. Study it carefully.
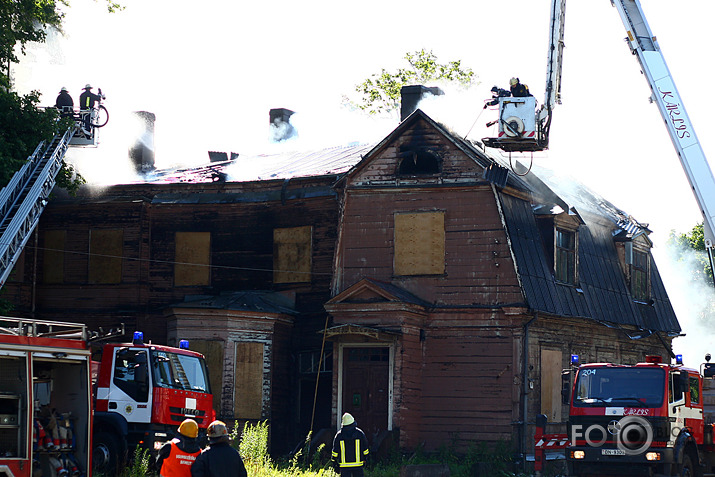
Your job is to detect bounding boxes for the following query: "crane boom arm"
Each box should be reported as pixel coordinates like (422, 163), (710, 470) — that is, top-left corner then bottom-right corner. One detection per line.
(610, 0), (715, 252)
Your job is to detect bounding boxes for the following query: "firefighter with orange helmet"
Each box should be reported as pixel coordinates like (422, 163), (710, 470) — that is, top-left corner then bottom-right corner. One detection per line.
(156, 418), (202, 476)
(331, 413), (369, 477)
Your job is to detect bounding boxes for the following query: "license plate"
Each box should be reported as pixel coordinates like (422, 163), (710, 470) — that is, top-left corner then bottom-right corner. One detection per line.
(601, 449), (625, 456)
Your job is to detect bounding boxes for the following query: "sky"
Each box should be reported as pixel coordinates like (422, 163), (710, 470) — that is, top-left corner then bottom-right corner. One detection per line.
(11, 0), (715, 366)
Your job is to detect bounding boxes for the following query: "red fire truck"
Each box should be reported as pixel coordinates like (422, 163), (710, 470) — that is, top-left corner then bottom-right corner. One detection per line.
(91, 330), (215, 474)
(538, 354), (715, 477)
(0, 317), (92, 477)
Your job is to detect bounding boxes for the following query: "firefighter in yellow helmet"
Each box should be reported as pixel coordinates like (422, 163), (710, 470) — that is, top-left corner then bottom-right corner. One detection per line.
(331, 413), (369, 477)
(156, 418), (201, 476)
(509, 77), (531, 97)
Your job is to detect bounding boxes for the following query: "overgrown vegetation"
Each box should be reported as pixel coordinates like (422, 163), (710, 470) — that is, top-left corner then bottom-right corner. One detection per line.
(109, 421), (561, 477)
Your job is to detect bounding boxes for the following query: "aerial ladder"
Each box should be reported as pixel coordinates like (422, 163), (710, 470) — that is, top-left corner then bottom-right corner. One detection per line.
(0, 125), (75, 287)
(483, 0), (715, 283)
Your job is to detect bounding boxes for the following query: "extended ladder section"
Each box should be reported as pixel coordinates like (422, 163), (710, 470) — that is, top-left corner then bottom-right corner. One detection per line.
(612, 0), (715, 262)
(0, 126), (75, 288)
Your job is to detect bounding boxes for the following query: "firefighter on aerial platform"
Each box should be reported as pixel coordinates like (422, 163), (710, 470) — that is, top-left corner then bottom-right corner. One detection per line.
(332, 413), (370, 477)
(156, 418), (202, 477)
(509, 77), (532, 97)
(79, 83), (104, 136)
(484, 85), (511, 109)
(55, 87), (74, 117)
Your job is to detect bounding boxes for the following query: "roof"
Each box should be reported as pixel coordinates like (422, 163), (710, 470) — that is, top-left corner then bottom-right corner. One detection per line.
(169, 291), (298, 315)
(141, 108), (678, 333)
(144, 144), (375, 184)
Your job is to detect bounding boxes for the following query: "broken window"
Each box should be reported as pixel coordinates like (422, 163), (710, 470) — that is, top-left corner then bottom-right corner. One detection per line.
(631, 250), (650, 301)
(555, 228), (577, 284)
(174, 232), (211, 286)
(397, 148), (441, 175)
(89, 228), (123, 284)
(273, 226), (312, 284)
(394, 211), (445, 276)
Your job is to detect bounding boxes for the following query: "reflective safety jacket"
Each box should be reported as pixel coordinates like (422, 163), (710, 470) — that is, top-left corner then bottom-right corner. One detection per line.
(332, 423), (369, 468)
(160, 438), (201, 477)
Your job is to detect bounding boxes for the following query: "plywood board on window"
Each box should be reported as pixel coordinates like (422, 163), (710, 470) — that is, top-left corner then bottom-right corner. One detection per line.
(394, 212), (445, 276)
(43, 230), (66, 284)
(89, 228), (123, 284)
(192, 339), (225, 413)
(540, 349), (562, 422)
(273, 226), (312, 284)
(175, 232), (210, 286)
(234, 341), (264, 419)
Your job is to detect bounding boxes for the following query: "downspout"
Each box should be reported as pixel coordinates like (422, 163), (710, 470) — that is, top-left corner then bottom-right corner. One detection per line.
(522, 312), (538, 471)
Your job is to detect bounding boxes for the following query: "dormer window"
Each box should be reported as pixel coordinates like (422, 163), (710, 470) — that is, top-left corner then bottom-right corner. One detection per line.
(555, 228), (577, 285)
(397, 148), (440, 175)
(631, 249), (650, 301)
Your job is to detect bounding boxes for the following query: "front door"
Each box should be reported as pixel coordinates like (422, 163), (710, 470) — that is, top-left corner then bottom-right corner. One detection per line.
(341, 347), (389, 442)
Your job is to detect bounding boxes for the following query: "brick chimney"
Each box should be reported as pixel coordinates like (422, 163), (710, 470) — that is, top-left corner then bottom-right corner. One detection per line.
(269, 108), (297, 142)
(128, 111), (155, 174)
(400, 85), (444, 121)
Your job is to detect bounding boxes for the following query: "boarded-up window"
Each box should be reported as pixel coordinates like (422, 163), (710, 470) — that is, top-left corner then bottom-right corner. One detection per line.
(89, 228), (123, 284)
(541, 349), (563, 422)
(394, 212), (445, 276)
(175, 232), (210, 286)
(273, 226), (312, 284)
(191, 339), (225, 413)
(43, 230), (66, 284)
(234, 341), (264, 419)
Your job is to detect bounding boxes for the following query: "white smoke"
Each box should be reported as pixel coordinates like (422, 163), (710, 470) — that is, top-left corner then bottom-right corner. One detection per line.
(657, 242), (715, 368)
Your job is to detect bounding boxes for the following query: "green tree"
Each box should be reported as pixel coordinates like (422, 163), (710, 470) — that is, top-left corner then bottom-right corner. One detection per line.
(0, 0), (119, 192)
(667, 222), (713, 285)
(347, 49), (476, 117)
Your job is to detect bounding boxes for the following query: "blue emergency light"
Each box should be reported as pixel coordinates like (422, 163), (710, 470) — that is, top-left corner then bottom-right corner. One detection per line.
(571, 354), (579, 365)
(676, 354), (683, 365)
(179, 340), (189, 349)
(133, 331), (144, 344)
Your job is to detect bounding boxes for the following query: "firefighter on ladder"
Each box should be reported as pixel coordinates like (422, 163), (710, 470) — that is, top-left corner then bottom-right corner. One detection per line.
(156, 418), (202, 477)
(332, 413), (369, 477)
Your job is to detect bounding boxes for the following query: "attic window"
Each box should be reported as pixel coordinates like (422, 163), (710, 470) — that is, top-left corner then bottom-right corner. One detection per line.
(631, 250), (650, 301)
(555, 228), (577, 285)
(398, 148), (440, 175)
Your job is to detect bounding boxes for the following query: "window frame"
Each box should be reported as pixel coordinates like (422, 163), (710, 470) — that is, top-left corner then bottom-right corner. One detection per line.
(630, 248), (650, 302)
(554, 226), (578, 285)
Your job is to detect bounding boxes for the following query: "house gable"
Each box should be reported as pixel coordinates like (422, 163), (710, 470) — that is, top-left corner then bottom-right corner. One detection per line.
(345, 110), (489, 187)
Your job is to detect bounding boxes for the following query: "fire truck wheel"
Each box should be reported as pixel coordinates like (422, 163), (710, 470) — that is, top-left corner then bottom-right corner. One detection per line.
(93, 430), (123, 474)
(678, 453), (694, 477)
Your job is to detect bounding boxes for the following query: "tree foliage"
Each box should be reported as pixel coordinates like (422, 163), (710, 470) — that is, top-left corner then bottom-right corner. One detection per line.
(348, 49), (476, 117)
(667, 222), (713, 285)
(0, 0), (116, 194)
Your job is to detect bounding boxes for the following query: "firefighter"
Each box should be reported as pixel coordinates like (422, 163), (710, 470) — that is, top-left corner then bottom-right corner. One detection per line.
(484, 85), (511, 109)
(78, 84), (104, 135)
(156, 418), (202, 477)
(331, 413), (369, 477)
(509, 77), (532, 97)
(191, 420), (247, 477)
(55, 87), (74, 116)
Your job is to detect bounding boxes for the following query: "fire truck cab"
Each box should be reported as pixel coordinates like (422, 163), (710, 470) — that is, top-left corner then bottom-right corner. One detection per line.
(91, 332), (214, 473)
(0, 318), (91, 477)
(566, 355), (704, 477)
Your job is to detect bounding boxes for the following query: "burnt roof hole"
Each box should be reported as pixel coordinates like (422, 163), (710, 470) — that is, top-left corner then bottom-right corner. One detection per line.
(398, 148), (441, 175)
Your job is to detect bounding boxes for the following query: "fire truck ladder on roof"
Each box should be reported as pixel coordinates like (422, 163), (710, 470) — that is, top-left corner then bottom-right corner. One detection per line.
(0, 126), (75, 288)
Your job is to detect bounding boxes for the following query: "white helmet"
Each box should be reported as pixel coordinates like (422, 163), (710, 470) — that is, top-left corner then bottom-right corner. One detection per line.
(84, 84), (92, 89)
(60, 87), (68, 92)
